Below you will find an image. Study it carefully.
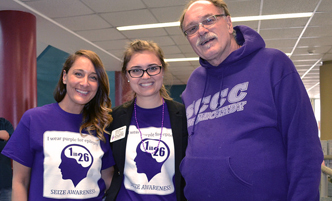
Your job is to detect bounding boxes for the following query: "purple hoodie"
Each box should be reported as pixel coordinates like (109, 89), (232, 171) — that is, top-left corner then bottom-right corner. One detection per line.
(180, 25), (323, 201)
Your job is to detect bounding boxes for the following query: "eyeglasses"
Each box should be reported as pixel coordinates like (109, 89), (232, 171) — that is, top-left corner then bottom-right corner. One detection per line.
(127, 66), (162, 78)
(183, 14), (226, 36)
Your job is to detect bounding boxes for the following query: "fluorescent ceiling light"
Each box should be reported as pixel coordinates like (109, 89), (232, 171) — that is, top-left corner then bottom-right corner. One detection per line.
(117, 22), (180, 31)
(165, 57), (199, 62)
(232, 12), (312, 22)
(116, 12), (312, 31)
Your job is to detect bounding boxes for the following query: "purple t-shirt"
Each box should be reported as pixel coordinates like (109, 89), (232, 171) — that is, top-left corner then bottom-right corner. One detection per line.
(2, 103), (115, 200)
(115, 103), (176, 201)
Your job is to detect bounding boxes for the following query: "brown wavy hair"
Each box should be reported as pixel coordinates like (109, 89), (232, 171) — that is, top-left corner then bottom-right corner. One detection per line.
(121, 39), (172, 106)
(53, 50), (113, 142)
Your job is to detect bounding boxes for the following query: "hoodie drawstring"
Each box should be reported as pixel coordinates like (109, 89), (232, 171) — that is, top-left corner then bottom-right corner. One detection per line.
(190, 69), (209, 136)
(216, 67), (225, 109)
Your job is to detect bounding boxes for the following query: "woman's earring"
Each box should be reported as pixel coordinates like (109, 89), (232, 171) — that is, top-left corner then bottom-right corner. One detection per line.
(128, 80), (130, 82)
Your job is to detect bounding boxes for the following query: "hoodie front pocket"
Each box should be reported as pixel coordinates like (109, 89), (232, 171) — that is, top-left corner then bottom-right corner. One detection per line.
(180, 156), (253, 201)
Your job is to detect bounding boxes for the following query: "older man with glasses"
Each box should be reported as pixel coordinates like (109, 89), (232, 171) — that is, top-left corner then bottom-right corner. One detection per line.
(178, 0), (323, 201)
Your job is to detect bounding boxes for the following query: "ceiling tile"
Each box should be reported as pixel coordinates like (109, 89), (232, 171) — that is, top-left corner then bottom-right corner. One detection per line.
(76, 28), (126, 41)
(299, 36), (332, 47)
(260, 18), (308, 29)
(323, 53), (332, 60)
(151, 6), (185, 22)
(54, 15), (110, 31)
(227, 0), (261, 17)
(178, 44), (197, 54)
(265, 38), (297, 49)
(317, 0), (332, 12)
(101, 9), (157, 27)
(161, 46), (182, 55)
(95, 39), (131, 50)
(304, 26), (332, 38)
(262, 0), (317, 14)
(81, 0), (146, 12)
(260, 28), (303, 40)
(142, 0), (186, 8)
(310, 12), (332, 26)
(171, 35), (190, 46)
(26, 0), (94, 18)
(136, 36), (175, 46)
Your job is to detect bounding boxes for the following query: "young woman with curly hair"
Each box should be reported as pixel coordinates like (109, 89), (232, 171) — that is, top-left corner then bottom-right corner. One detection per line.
(2, 50), (115, 201)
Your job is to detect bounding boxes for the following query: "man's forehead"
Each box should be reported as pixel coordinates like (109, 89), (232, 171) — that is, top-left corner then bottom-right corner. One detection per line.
(187, 0), (214, 12)
(188, 0), (211, 8)
(184, 1), (219, 25)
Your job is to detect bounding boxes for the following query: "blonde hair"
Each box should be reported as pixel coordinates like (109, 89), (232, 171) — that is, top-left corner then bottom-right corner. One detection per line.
(121, 40), (172, 106)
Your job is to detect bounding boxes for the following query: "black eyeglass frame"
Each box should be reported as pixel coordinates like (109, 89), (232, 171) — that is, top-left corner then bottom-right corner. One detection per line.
(183, 14), (227, 36)
(127, 66), (162, 78)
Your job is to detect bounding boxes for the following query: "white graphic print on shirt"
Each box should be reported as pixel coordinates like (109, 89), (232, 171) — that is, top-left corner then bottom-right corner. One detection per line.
(186, 82), (249, 127)
(43, 131), (103, 199)
(124, 125), (175, 195)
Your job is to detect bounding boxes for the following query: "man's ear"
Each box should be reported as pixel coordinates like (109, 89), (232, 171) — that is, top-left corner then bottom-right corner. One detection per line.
(226, 15), (233, 33)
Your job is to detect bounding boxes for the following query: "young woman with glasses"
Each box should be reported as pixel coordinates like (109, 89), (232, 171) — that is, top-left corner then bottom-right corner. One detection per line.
(105, 40), (188, 201)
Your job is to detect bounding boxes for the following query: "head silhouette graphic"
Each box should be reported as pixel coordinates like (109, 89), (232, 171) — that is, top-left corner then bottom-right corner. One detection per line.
(59, 144), (93, 187)
(134, 139), (170, 182)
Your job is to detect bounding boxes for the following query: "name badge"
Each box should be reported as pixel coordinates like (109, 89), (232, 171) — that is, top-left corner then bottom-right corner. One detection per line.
(110, 126), (126, 143)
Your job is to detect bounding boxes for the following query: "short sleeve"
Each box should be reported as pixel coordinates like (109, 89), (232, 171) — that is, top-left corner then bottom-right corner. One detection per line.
(101, 134), (115, 170)
(1, 112), (34, 167)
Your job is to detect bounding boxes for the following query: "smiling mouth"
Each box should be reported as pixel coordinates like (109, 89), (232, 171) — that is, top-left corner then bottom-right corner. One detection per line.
(140, 83), (153, 87)
(76, 89), (88, 95)
(201, 37), (215, 46)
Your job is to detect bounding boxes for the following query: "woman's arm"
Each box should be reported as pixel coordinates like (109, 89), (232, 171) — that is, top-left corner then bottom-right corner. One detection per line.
(101, 166), (114, 191)
(12, 160), (31, 201)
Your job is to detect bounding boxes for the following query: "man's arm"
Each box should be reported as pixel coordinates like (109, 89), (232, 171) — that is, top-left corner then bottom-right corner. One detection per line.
(0, 118), (14, 141)
(275, 69), (323, 200)
(0, 130), (10, 141)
